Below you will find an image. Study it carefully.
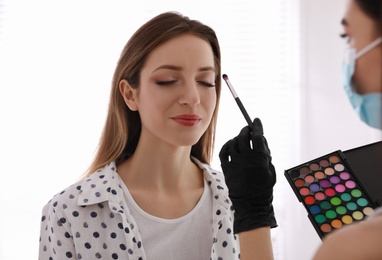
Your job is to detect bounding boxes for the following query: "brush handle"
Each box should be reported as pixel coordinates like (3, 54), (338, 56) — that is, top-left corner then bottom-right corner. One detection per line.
(235, 97), (252, 126)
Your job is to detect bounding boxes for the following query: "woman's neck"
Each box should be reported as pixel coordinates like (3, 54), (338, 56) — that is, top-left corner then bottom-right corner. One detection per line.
(117, 137), (203, 193)
(116, 131), (206, 219)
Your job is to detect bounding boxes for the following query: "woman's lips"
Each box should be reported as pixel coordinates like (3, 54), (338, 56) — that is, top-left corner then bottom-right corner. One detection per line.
(171, 114), (201, 126)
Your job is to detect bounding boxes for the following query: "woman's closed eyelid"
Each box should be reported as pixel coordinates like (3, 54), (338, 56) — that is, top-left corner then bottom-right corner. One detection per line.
(155, 80), (178, 86)
(197, 81), (215, 87)
(196, 74), (216, 87)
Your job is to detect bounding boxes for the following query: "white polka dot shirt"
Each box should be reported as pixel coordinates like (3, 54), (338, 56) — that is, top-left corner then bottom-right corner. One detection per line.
(39, 158), (240, 259)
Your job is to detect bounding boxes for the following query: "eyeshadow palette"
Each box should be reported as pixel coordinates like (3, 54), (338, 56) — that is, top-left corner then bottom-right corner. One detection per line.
(285, 150), (376, 239)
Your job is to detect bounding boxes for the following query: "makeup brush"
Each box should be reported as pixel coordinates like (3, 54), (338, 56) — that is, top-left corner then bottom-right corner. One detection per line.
(222, 74), (252, 126)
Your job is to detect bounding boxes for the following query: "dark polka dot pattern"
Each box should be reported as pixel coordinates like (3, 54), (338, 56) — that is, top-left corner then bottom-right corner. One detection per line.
(39, 159), (240, 259)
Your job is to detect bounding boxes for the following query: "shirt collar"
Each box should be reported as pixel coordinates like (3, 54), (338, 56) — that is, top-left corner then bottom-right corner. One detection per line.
(77, 161), (124, 207)
(191, 157), (232, 211)
(77, 158), (232, 211)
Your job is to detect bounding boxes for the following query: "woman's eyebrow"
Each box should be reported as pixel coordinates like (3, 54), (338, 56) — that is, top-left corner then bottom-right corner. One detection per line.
(199, 66), (215, 72)
(151, 65), (215, 73)
(152, 64), (182, 73)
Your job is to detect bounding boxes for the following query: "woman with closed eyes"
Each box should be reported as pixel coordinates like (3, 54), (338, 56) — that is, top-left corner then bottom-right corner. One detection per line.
(38, 11), (276, 260)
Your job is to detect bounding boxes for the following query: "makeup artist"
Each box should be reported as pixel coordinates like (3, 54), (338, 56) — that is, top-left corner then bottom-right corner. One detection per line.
(339, 0), (382, 130)
(39, 11), (276, 260)
(220, 0), (381, 259)
(312, 0), (382, 258)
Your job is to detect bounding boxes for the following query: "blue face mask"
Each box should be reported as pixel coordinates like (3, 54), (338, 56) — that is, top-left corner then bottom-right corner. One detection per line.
(342, 37), (382, 130)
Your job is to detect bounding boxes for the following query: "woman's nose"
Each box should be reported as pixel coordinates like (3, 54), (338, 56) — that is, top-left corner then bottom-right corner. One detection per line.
(178, 81), (200, 106)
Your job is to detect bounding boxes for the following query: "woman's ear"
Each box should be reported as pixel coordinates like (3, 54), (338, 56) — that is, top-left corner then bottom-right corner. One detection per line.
(119, 79), (138, 111)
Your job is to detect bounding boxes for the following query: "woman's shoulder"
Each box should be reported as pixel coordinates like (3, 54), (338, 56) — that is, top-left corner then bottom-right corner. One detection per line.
(41, 162), (120, 213)
(191, 156), (223, 176)
(41, 178), (85, 212)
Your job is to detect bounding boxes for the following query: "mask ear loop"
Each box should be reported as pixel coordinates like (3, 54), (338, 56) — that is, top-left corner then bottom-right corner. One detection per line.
(354, 37), (382, 59)
(343, 45), (356, 65)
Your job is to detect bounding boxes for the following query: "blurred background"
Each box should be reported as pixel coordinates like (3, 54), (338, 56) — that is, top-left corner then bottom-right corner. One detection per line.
(0, 0), (380, 259)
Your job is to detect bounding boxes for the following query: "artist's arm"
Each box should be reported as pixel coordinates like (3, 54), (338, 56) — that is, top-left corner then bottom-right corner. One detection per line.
(219, 118), (277, 259)
(313, 215), (382, 260)
(240, 227), (273, 260)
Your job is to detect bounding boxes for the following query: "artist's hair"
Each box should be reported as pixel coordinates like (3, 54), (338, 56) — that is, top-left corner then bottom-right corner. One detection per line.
(85, 11), (221, 176)
(355, 0), (381, 32)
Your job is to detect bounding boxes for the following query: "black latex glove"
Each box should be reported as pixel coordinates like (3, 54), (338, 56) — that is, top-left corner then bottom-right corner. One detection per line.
(219, 118), (277, 234)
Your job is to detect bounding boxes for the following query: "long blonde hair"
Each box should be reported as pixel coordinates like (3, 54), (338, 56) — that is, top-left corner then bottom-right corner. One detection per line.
(85, 12), (222, 176)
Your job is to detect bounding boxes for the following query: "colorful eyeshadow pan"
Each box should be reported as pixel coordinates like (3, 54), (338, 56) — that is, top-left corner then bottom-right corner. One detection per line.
(363, 207), (374, 216)
(325, 188), (335, 197)
(334, 164), (345, 172)
(305, 175), (315, 183)
(331, 219), (342, 229)
(341, 193), (351, 201)
(315, 171), (325, 179)
(330, 176), (340, 184)
(315, 192), (326, 200)
(285, 151), (375, 239)
(310, 163), (320, 171)
(340, 172), (350, 180)
(319, 159), (330, 167)
(336, 206), (347, 215)
(300, 166), (310, 175)
(324, 168), (335, 175)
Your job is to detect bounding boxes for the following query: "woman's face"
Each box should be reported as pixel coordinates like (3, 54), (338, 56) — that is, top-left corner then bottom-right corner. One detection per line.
(342, 0), (381, 94)
(121, 33), (217, 149)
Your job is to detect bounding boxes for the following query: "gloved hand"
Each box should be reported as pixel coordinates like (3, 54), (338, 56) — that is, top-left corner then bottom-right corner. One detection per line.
(219, 117), (277, 233)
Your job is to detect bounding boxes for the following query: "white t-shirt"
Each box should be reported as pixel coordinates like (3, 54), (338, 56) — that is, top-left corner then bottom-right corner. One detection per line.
(122, 179), (213, 260)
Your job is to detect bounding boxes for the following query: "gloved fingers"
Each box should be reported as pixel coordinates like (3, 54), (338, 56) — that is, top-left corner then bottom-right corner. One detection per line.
(219, 135), (248, 165)
(239, 124), (252, 136)
(220, 124), (252, 160)
(251, 135), (269, 154)
(233, 124), (252, 152)
(219, 140), (231, 163)
(264, 137), (271, 155)
(250, 118), (271, 155)
(269, 163), (277, 186)
(251, 117), (264, 136)
(235, 118), (268, 154)
(219, 138), (242, 162)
